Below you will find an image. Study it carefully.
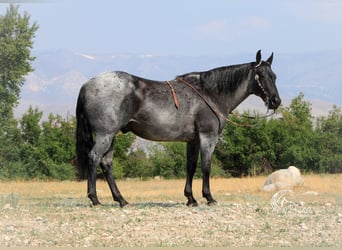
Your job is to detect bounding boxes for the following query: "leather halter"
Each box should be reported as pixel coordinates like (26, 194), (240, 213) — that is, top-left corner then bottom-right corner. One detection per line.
(254, 62), (269, 106)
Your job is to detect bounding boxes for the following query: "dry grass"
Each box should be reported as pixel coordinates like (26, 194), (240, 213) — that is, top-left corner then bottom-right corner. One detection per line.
(1, 174), (341, 247)
(0, 174), (341, 205)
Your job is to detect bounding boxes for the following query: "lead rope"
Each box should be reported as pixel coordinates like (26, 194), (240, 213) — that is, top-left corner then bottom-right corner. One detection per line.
(233, 110), (276, 120)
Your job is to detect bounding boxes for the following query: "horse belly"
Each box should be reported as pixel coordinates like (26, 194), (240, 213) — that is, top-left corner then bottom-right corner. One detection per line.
(125, 111), (195, 142)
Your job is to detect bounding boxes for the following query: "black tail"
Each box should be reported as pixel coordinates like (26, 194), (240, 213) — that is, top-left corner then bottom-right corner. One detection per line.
(76, 87), (94, 180)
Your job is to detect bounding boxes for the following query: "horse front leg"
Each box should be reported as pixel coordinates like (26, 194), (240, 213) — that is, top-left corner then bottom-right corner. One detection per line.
(184, 142), (200, 206)
(200, 133), (218, 205)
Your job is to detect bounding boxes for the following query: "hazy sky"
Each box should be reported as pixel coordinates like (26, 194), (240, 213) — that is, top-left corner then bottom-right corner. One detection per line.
(2, 0), (342, 56)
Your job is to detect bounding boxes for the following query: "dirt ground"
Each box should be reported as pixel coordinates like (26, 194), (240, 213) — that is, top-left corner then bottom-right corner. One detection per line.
(0, 176), (341, 247)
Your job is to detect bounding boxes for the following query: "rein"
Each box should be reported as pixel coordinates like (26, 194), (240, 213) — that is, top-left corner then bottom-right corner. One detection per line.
(176, 77), (275, 128)
(227, 110), (276, 128)
(234, 110), (276, 119)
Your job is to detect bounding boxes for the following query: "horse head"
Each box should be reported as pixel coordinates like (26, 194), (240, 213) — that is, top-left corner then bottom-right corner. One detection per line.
(253, 50), (281, 110)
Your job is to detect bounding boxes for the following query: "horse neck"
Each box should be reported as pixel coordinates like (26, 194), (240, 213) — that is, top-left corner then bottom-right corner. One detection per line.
(225, 71), (254, 112)
(201, 63), (254, 115)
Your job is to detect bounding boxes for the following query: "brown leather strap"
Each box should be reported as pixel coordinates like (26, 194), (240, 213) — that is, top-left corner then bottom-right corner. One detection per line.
(165, 81), (180, 109)
(177, 77), (254, 128)
(175, 77), (273, 128)
(176, 77), (224, 121)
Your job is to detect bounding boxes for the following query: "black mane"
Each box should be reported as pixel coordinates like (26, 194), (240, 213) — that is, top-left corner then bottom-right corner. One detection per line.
(177, 62), (254, 94)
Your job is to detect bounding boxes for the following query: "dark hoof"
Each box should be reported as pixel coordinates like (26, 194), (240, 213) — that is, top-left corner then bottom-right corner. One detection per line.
(91, 201), (102, 207)
(207, 200), (217, 206)
(119, 200), (129, 208)
(186, 200), (198, 207)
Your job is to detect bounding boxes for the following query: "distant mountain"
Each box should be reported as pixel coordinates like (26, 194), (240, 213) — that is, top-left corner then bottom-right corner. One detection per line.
(16, 49), (342, 119)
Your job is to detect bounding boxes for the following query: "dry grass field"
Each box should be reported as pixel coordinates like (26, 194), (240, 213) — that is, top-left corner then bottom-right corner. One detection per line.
(1, 174), (340, 204)
(0, 174), (341, 247)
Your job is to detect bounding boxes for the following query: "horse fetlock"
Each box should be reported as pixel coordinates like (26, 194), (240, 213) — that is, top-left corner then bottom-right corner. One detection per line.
(113, 194), (129, 208)
(184, 189), (193, 198)
(202, 192), (216, 205)
(88, 194), (101, 206)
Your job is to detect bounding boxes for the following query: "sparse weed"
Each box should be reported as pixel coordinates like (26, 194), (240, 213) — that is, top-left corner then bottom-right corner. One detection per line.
(0, 192), (21, 208)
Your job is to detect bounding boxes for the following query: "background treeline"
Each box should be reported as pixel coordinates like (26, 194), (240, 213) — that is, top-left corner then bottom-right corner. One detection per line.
(0, 5), (341, 180)
(0, 93), (341, 181)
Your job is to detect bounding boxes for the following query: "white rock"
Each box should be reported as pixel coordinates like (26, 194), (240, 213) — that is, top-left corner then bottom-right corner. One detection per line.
(3, 204), (11, 210)
(302, 191), (319, 196)
(261, 166), (303, 191)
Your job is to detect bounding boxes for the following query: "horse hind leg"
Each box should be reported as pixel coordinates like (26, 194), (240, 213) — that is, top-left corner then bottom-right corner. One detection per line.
(100, 138), (129, 207)
(87, 133), (115, 206)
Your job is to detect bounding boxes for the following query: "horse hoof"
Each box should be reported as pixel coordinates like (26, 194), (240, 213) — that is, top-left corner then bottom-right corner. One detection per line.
(119, 200), (130, 208)
(91, 201), (102, 207)
(186, 200), (198, 207)
(207, 200), (217, 206)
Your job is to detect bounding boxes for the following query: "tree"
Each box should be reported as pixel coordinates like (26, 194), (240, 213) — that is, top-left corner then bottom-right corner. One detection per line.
(0, 4), (38, 119)
(124, 149), (153, 179)
(215, 93), (323, 176)
(20, 106), (42, 145)
(0, 5), (38, 177)
(215, 112), (273, 176)
(40, 114), (76, 165)
(270, 93), (319, 172)
(112, 132), (136, 179)
(38, 114), (76, 180)
(315, 106), (342, 173)
(151, 142), (187, 179)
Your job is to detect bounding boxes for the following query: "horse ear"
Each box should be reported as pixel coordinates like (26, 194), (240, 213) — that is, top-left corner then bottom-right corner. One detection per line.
(256, 50), (262, 65)
(267, 52), (273, 65)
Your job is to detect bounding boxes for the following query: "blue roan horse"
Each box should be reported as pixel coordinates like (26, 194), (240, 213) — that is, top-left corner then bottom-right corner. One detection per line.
(76, 50), (281, 207)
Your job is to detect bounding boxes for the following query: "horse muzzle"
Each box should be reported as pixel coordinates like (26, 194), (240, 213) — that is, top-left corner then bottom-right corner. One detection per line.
(267, 95), (281, 110)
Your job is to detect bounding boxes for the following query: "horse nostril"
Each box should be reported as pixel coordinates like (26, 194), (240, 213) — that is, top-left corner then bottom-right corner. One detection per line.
(270, 96), (281, 108)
